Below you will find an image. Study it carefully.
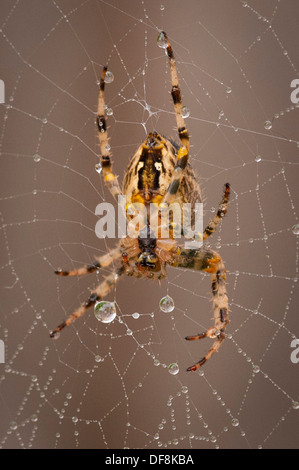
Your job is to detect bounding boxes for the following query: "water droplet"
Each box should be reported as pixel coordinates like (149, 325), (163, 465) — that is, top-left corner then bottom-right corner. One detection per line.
(264, 120), (272, 130)
(94, 301), (117, 323)
(182, 386), (188, 394)
(181, 106), (190, 118)
(72, 416), (78, 423)
(255, 155), (262, 162)
(157, 31), (167, 49)
(10, 421), (17, 430)
(253, 365), (260, 373)
(226, 87), (232, 94)
(127, 329), (133, 336)
(95, 163), (102, 174)
(159, 295), (174, 313)
(31, 414), (38, 422)
(104, 71), (114, 83)
(168, 363), (179, 375)
(105, 144), (111, 152)
(292, 401), (299, 410)
(51, 331), (60, 340)
(42, 118), (47, 124)
(95, 355), (102, 362)
(132, 312), (140, 319)
(106, 107), (113, 116)
(33, 154), (41, 162)
(160, 4), (165, 10)
(231, 418), (239, 427)
(218, 110), (224, 118)
(292, 224), (299, 235)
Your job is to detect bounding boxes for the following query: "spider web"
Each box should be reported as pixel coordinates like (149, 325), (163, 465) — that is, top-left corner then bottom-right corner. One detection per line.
(0, 0), (299, 450)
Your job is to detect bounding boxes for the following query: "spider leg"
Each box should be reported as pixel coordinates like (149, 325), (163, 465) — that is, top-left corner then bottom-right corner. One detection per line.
(175, 247), (229, 371)
(50, 265), (125, 338)
(160, 32), (190, 206)
(55, 246), (122, 277)
(97, 67), (122, 199)
(203, 183), (230, 240)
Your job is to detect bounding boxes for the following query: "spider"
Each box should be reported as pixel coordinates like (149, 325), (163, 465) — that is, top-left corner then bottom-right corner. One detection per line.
(50, 32), (230, 371)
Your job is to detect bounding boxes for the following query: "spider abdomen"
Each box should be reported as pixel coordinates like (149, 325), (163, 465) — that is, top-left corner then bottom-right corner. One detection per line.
(123, 132), (201, 210)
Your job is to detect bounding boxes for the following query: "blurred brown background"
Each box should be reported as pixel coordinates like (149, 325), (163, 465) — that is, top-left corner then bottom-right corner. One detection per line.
(0, 0), (299, 449)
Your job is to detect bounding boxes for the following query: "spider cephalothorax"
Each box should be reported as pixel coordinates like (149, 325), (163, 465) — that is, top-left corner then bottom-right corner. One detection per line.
(136, 224), (158, 269)
(51, 32), (231, 372)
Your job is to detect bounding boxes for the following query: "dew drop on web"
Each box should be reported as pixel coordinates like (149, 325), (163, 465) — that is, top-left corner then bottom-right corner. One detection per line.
(181, 106), (190, 118)
(159, 295), (175, 313)
(95, 163), (102, 174)
(104, 71), (114, 84)
(292, 224), (299, 235)
(264, 120), (272, 130)
(157, 32), (167, 49)
(168, 363), (179, 375)
(94, 301), (117, 323)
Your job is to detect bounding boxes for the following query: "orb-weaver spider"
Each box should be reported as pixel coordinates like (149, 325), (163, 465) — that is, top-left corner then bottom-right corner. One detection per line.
(51, 32), (230, 371)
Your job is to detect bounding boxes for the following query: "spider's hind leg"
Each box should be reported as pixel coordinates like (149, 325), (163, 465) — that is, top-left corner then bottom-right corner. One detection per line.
(203, 183), (230, 241)
(176, 248), (229, 371)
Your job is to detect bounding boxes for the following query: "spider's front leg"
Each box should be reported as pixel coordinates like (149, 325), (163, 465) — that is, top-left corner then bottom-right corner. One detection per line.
(175, 247), (229, 371)
(54, 246), (122, 277)
(50, 265), (125, 338)
(160, 31), (190, 207)
(97, 67), (122, 200)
